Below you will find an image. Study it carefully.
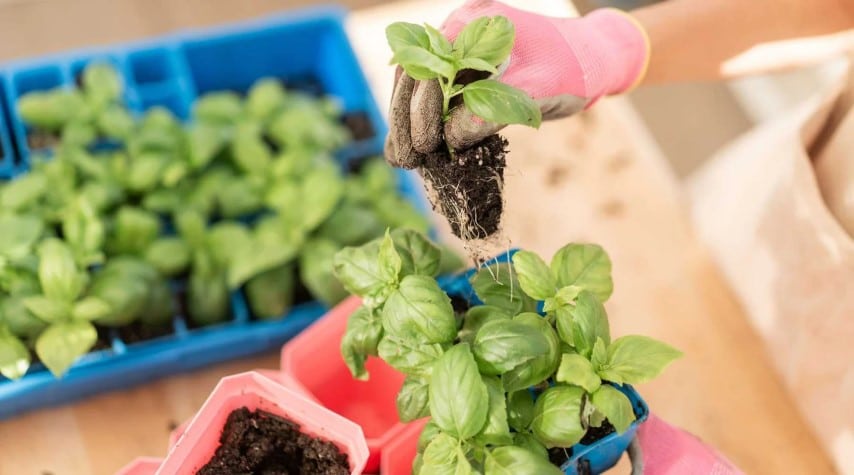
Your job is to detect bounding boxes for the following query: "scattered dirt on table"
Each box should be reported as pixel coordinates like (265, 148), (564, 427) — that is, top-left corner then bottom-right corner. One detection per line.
(197, 407), (350, 475)
(598, 199), (625, 218)
(545, 164), (572, 187)
(167, 419), (179, 432)
(420, 134), (508, 241)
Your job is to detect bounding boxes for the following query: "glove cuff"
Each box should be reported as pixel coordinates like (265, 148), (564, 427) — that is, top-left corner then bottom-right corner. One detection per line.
(553, 8), (650, 100)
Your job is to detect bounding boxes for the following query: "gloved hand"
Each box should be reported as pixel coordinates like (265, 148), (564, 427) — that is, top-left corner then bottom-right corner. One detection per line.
(631, 414), (743, 475)
(386, 0), (650, 168)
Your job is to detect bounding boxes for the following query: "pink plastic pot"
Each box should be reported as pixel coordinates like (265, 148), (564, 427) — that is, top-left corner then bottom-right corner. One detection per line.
(281, 296), (412, 473)
(159, 371), (369, 475)
(114, 457), (162, 475)
(166, 369), (299, 450)
(380, 418), (427, 475)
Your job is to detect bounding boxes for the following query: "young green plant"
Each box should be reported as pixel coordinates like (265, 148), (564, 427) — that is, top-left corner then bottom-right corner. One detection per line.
(334, 231), (681, 473)
(386, 16), (541, 137)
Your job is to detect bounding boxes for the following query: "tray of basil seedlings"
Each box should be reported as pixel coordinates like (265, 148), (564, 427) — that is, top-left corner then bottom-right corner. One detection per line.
(333, 229), (681, 475)
(0, 57), (444, 417)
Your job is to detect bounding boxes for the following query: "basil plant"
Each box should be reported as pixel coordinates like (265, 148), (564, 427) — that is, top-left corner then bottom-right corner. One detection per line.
(334, 230), (681, 474)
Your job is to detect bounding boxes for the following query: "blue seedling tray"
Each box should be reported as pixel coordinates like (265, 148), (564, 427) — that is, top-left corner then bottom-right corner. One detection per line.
(439, 252), (649, 475)
(0, 6), (431, 419)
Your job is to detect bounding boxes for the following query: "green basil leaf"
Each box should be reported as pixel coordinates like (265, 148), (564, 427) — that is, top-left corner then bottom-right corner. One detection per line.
(458, 305), (510, 344)
(216, 177), (264, 219)
(232, 121), (273, 175)
(429, 343), (489, 439)
(187, 251), (230, 326)
(511, 250), (556, 301)
(187, 123), (228, 169)
(507, 390), (535, 431)
(62, 198), (105, 267)
(334, 238), (398, 306)
(35, 320), (98, 377)
(226, 221), (302, 289)
(316, 203), (384, 247)
(543, 285), (581, 314)
(0, 214), (43, 258)
(417, 420), (442, 453)
(513, 433), (549, 461)
(472, 318), (549, 375)
(453, 16), (515, 66)
(556, 353), (601, 393)
(97, 104), (135, 140)
(245, 264), (295, 320)
(175, 210), (207, 249)
(438, 245), (466, 275)
(87, 258), (153, 327)
(62, 121), (97, 147)
(82, 63), (122, 106)
(1, 296), (47, 339)
(18, 90), (86, 130)
(126, 152), (168, 193)
(485, 446), (562, 475)
(382, 275), (456, 344)
(108, 207), (161, 256)
(550, 243), (613, 302)
(569, 290), (610, 358)
(591, 385), (635, 433)
(0, 173), (47, 210)
(531, 385), (586, 448)
(299, 239), (349, 307)
(144, 237), (190, 277)
(378, 231), (402, 282)
(71, 297), (112, 321)
(397, 375), (430, 422)
(341, 305), (384, 380)
(0, 329), (31, 380)
(455, 57), (498, 74)
(470, 262), (536, 314)
(503, 313), (561, 392)
(386, 22), (430, 53)
(390, 228), (441, 277)
(23, 296), (70, 323)
(194, 91), (243, 124)
(297, 165), (344, 231)
(377, 333), (445, 377)
(424, 24), (453, 58)
(591, 337), (608, 370)
(462, 79), (541, 127)
(246, 78), (286, 121)
(476, 376), (512, 445)
(36, 238), (85, 302)
(391, 46), (455, 81)
(421, 432), (472, 475)
(600, 335), (682, 384)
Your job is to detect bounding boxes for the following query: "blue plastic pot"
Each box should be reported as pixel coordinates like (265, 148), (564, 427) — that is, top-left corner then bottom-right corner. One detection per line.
(0, 6), (430, 419)
(438, 251), (650, 475)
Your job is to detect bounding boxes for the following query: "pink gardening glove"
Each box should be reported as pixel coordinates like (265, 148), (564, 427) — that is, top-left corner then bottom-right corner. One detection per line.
(386, 0), (649, 167)
(633, 414), (744, 475)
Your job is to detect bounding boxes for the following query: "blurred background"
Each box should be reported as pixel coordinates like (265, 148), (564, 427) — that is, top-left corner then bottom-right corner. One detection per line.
(0, 0), (841, 178)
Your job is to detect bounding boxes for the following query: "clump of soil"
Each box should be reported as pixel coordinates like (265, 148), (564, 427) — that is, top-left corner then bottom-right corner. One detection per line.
(548, 446), (574, 468)
(341, 112), (374, 141)
(197, 407), (350, 475)
(27, 131), (60, 151)
(419, 134), (508, 240)
(116, 321), (173, 344)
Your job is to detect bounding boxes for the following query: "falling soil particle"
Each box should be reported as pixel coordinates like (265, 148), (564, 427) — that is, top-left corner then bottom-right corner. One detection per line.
(419, 134), (508, 241)
(167, 419), (179, 432)
(198, 407), (350, 475)
(545, 164), (572, 187)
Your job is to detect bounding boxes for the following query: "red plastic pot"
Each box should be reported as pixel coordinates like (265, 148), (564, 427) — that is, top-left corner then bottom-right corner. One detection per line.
(380, 418), (427, 475)
(281, 296), (413, 473)
(159, 371), (369, 475)
(114, 457), (162, 475)
(165, 369), (298, 450)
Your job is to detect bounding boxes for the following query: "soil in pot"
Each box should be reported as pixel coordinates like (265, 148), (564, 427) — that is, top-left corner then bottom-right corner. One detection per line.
(419, 134), (508, 242)
(341, 112), (374, 141)
(27, 130), (60, 151)
(116, 321), (173, 344)
(198, 407), (350, 475)
(545, 420), (617, 469)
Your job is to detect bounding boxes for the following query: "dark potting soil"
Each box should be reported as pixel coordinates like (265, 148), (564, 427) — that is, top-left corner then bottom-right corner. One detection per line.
(341, 112), (374, 141)
(419, 134), (508, 240)
(197, 407), (350, 475)
(548, 447), (574, 468)
(450, 295), (471, 316)
(580, 419), (616, 445)
(117, 321), (174, 344)
(27, 131), (60, 151)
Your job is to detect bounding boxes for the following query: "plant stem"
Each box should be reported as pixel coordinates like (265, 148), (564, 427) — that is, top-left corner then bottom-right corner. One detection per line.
(440, 75), (456, 160)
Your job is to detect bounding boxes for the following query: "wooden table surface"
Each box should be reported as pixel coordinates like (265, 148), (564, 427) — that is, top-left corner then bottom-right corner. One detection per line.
(0, 1), (837, 474)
